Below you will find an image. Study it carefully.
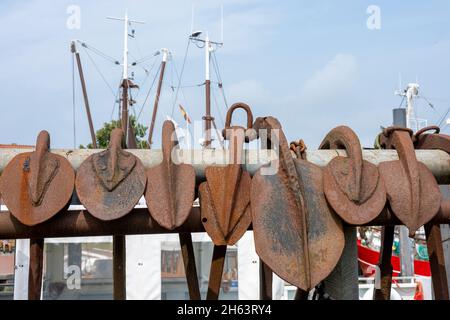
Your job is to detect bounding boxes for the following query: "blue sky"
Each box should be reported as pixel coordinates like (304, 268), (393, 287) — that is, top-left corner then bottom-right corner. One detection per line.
(0, 0), (449, 149)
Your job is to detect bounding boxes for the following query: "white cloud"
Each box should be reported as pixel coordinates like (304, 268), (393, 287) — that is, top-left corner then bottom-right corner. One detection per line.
(299, 54), (357, 105)
(227, 79), (268, 104)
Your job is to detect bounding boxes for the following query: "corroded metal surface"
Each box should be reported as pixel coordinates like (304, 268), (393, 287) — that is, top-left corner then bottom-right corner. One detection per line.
(320, 126), (386, 225)
(145, 120), (200, 300)
(75, 128), (146, 221)
(424, 223), (449, 300)
(414, 126), (450, 154)
(373, 225), (395, 300)
(2, 148), (450, 183)
(0, 131), (74, 226)
(179, 232), (201, 300)
(145, 121), (195, 230)
(412, 126), (449, 300)
(2, 204), (450, 240)
(206, 245), (227, 300)
(200, 103), (253, 246)
(251, 116), (344, 291)
(28, 238), (44, 300)
(378, 127), (440, 236)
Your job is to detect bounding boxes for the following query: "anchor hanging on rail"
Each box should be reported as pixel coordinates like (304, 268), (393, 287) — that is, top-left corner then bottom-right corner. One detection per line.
(251, 117), (344, 292)
(0, 131), (75, 226)
(320, 126), (386, 225)
(75, 128), (146, 221)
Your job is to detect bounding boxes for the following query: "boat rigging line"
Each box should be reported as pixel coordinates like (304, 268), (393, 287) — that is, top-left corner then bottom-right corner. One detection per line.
(170, 39), (191, 118)
(71, 51), (77, 149)
(136, 63), (162, 123)
(212, 50), (229, 109)
(77, 40), (120, 65)
(81, 45), (118, 97)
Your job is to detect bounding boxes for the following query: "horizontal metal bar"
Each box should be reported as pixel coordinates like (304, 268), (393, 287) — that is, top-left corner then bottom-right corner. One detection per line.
(0, 208), (203, 239)
(1, 148), (450, 183)
(0, 201), (449, 240)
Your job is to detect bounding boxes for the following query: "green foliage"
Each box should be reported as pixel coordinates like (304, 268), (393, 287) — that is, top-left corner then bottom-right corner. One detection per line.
(80, 115), (149, 149)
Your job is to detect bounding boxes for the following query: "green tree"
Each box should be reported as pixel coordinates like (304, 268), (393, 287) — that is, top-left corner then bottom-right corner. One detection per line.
(80, 115), (149, 149)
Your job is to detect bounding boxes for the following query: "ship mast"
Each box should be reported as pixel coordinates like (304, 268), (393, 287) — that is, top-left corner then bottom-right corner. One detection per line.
(189, 33), (223, 149)
(396, 82), (420, 131)
(106, 11), (145, 301)
(107, 12), (145, 148)
(204, 34), (212, 149)
(189, 7), (224, 149)
(148, 48), (170, 148)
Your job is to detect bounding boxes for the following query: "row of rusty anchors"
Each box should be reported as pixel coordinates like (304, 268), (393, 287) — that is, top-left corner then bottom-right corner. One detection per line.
(373, 127), (441, 300)
(251, 116), (344, 292)
(0, 131), (75, 226)
(200, 103), (254, 300)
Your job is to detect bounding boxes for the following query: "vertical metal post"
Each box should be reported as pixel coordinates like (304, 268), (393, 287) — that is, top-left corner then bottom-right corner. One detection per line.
(114, 63), (130, 302)
(259, 261), (273, 300)
(374, 225), (395, 300)
(424, 223), (449, 299)
(121, 79), (129, 142)
(441, 224), (450, 295)
(179, 233), (201, 300)
(113, 235), (126, 300)
(207, 245), (226, 300)
(432, 185), (450, 299)
(28, 238), (44, 300)
(204, 36), (213, 149)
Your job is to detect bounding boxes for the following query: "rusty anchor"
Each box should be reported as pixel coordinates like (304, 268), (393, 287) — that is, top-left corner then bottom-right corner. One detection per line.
(413, 125), (449, 150)
(319, 126), (386, 225)
(251, 116), (344, 292)
(75, 128), (146, 221)
(145, 120), (195, 230)
(374, 126), (440, 300)
(200, 103), (253, 246)
(200, 103), (254, 300)
(378, 127), (440, 236)
(412, 126), (450, 300)
(145, 120), (200, 300)
(0, 131), (74, 226)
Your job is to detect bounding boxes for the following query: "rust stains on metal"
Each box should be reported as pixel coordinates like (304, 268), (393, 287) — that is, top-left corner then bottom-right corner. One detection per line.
(413, 126), (450, 151)
(290, 140), (307, 160)
(199, 103), (253, 246)
(319, 126), (386, 225)
(145, 121), (201, 299)
(0, 131), (74, 226)
(251, 116), (344, 291)
(75, 128), (146, 221)
(145, 120), (195, 230)
(378, 127), (440, 236)
(373, 225), (395, 300)
(411, 126), (449, 300)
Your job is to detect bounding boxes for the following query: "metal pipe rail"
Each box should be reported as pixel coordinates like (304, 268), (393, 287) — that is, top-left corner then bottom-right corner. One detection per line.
(1, 148), (450, 183)
(0, 200), (449, 239)
(1, 147), (450, 239)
